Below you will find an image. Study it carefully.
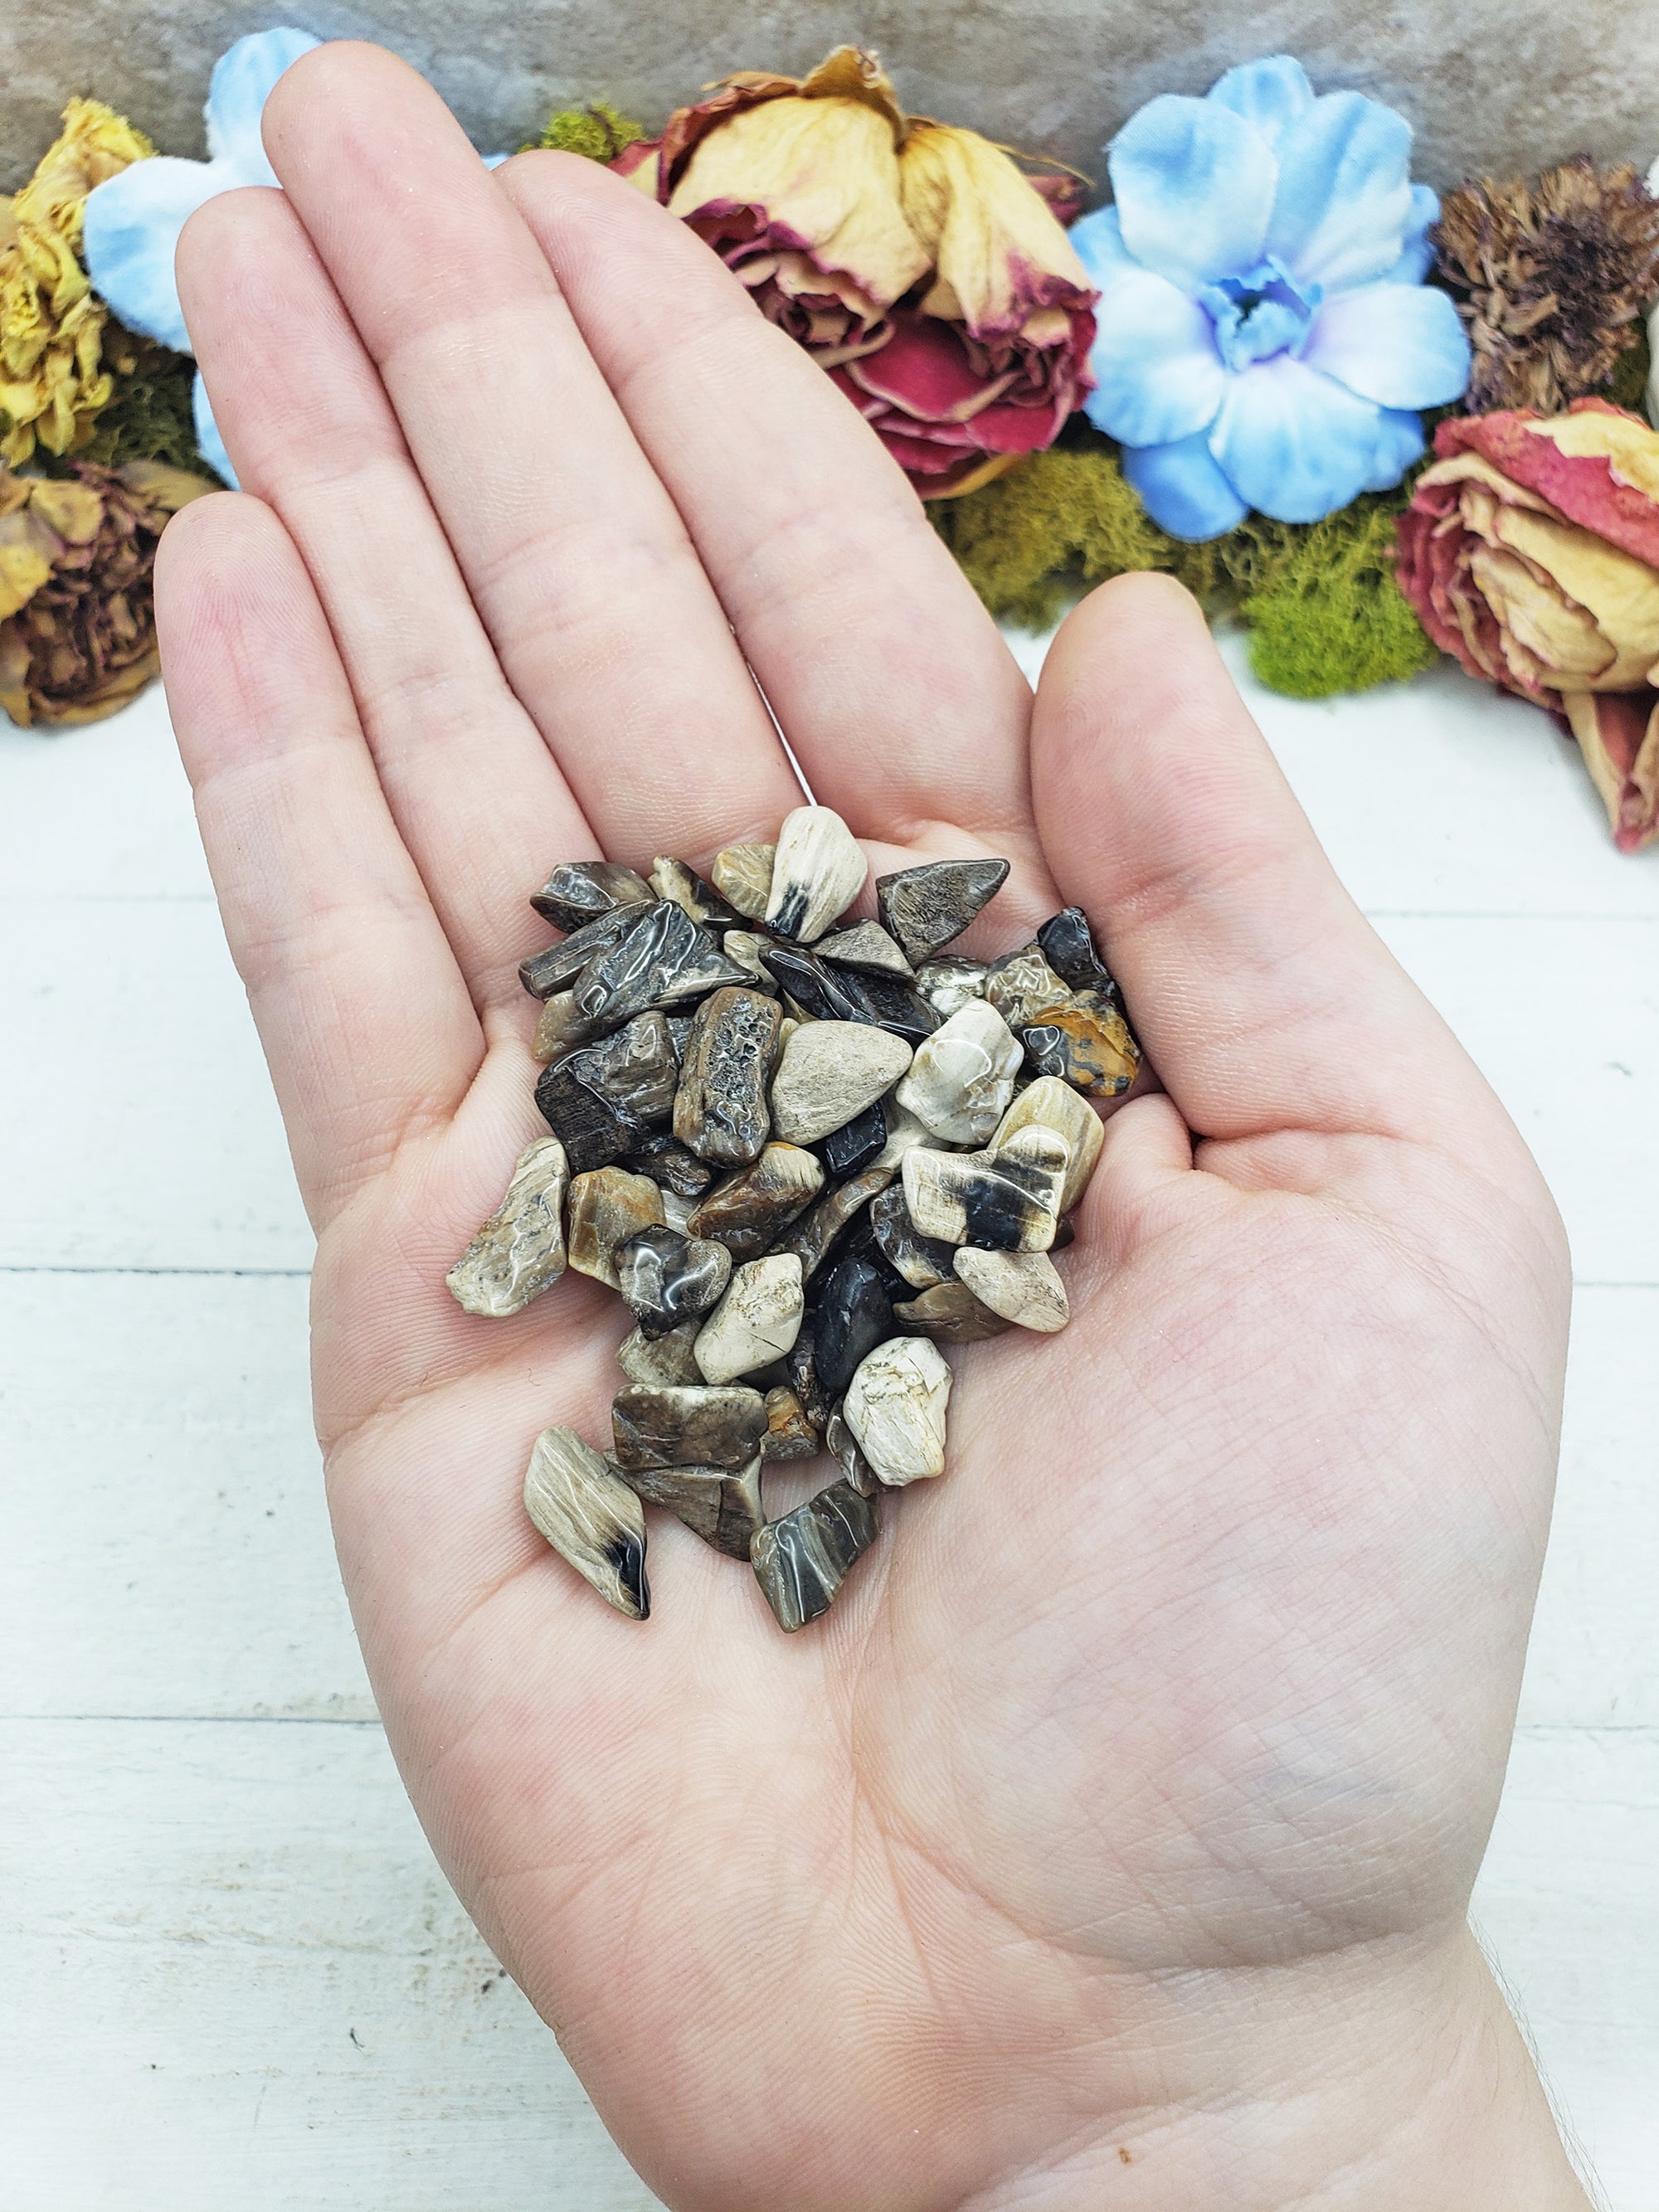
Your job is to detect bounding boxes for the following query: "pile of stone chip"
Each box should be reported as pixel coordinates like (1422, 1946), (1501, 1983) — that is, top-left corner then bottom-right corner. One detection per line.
(445, 805), (1139, 1634)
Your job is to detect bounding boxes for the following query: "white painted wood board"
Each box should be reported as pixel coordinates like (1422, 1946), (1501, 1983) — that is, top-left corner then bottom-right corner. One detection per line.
(2, 626), (1657, 2207)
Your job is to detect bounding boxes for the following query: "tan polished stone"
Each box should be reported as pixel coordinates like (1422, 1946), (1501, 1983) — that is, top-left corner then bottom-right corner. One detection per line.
(523, 1426), (648, 1621)
(843, 1335), (953, 1486)
(445, 1136), (569, 1316)
(566, 1167), (665, 1290)
(991, 1076), (1104, 1213)
(953, 1246), (1070, 1332)
(693, 1254), (806, 1384)
(623, 1453), (765, 1559)
(710, 843), (776, 921)
(769, 1020), (912, 1145)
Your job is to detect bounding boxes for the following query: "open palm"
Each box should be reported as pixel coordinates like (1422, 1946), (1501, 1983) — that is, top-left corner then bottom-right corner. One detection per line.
(158, 45), (1580, 2212)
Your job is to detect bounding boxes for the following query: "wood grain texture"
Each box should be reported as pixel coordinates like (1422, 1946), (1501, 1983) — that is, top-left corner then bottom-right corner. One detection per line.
(2, 629), (1656, 2205)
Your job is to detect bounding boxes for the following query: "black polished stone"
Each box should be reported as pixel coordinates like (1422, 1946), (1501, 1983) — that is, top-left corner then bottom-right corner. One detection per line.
(759, 941), (939, 1047)
(518, 903), (642, 1001)
(625, 1130), (715, 1198)
(531, 859), (654, 933)
(615, 1224), (732, 1338)
(818, 1099), (887, 1179)
(1036, 906), (1123, 1010)
(785, 1315), (834, 1433)
(875, 857), (1010, 963)
(534, 1009), (680, 1174)
(814, 1255), (895, 1398)
(572, 900), (751, 1035)
(751, 1480), (880, 1632)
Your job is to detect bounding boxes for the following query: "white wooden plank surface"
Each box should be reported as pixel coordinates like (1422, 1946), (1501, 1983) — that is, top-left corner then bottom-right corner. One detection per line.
(3, 628), (1657, 2208)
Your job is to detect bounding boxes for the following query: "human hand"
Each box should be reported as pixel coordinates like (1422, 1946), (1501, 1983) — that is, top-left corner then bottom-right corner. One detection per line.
(157, 44), (1588, 2210)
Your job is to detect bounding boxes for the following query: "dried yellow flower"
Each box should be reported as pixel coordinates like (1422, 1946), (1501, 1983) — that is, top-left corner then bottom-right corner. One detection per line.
(0, 100), (154, 466)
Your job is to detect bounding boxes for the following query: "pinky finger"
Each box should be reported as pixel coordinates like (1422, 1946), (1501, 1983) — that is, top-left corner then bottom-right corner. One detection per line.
(156, 492), (483, 1229)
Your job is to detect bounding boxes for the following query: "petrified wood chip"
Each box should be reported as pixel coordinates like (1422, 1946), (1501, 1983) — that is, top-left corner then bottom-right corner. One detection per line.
(533, 989), (590, 1064)
(786, 1315), (834, 1433)
(760, 940), (940, 1045)
(625, 1129), (715, 1199)
(523, 1426), (649, 1620)
(615, 1223), (733, 1337)
(825, 1404), (879, 1496)
(566, 1167), (666, 1289)
(819, 1098), (888, 1179)
(876, 857), (1010, 962)
(721, 931), (777, 989)
(868, 1180), (956, 1290)
(616, 1319), (704, 1388)
(892, 1277), (1013, 1344)
(915, 955), (988, 1020)
(762, 1384), (820, 1461)
(751, 1479), (880, 1633)
(611, 1383), (768, 1471)
(650, 855), (738, 926)
(844, 1335), (952, 1486)
(623, 1452), (765, 1560)
(764, 804), (868, 943)
(536, 1011), (680, 1174)
(1021, 992), (1141, 1096)
(710, 842), (776, 921)
(984, 945), (1074, 1032)
(772, 1164), (896, 1281)
(815, 921), (915, 978)
(770, 1021), (912, 1145)
(991, 1076), (1103, 1214)
(953, 1247), (1070, 1333)
(688, 1142), (825, 1262)
(1036, 905), (1122, 1005)
(531, 859), (654, 933)
(895, 999), (1024, 1145)
(694, 1254), (806, 1384)
(445, 1136), (570, 1316)
(870, 1101), (944, 1171)
(518, 902), (642, 999)
(672, 986), (783, 1164)
(901, 1125), (1068, 1251)
(815, 1252), (898, 1398)
(572, 900), (750, 1035)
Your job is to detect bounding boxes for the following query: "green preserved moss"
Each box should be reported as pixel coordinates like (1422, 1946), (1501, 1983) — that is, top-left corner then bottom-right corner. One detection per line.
(526, 100), (646, 163)
(66, 335), (217, 478)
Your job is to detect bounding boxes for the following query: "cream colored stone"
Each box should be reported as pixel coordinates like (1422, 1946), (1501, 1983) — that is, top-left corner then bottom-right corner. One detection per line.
(710, 843), (776, 921)
(445, 1136), (568, 1315)
(764, 805), (868, 943)
(895, 999), (1023, 1145)
(523, 1426), (648, 1620)
(769, 1021), (912, 1145)
(953, 1246), (1070, 1332)
(902, 1124), (1068, 1250)
(693, 1254), (806, 1384)
(844, 1336), (952, 1486)
(992, 1077), (1103, 1213)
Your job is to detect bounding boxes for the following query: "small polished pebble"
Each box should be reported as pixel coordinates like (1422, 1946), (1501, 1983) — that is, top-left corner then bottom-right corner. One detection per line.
(710, 842), (776, 921)
(1037, 905), (1122, 1004)
(519, 902), (643, 999)
(825, 1404), (879, 1496)
(844, 1335), (952, 1485)
(536, 1009), (680, 1172)
(572, 900), (752, 1036)
(902, 1125), (1068, 1251)
(761, 1384), (820, 1461)
(891, 1277), (1013, 1344)
(625, 1129), (715, 1199)
(751, 1479), (880, 1632)
(772, 1163), (896, 1281)
(616, 1318), (704, 1388)
(914, 955), (988, 1019)
(615, 1223), (732, 1337)
(815, 1253), (897, 1398)
(694, 1254), (806, 1384)
(868, 1180), (956, 1290)
(815, 921), (915, 978)
(954, 1246), (1070, 1332)
(523, 1426), (649, 1619)
(566, 1166), (666, 1288)
(721, 931), (776, 989)
(446, 1136), (569, 1316)
(672, 986), (783, 1165)
(611, 1383), (768, 1471)
(532, 989), (591, 1063)
(895, 999), (1024, 1145)
(991, 1077), (1103, 1214)
(765, 805), (868, 943)
(623, 1453), (764, 1560)
(785, 1316), (834, 1432)
(651, 855), (737, 926)
(531, 858), (654, 933)
(760, 940), (940, 1046)
(770, 1021), (913, 1145)
(984, 945), (1074, 1032)
(876, 857), (1010, 963)
(1021, 991), (1140, 1096)
(819, 1098), (888, 1179)
(688, 1142), (825, 1262)
(659, 1188), (697, 1235)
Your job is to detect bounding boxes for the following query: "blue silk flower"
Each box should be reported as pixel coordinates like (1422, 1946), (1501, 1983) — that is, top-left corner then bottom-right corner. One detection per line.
(82, 27), (508, 488)
(1069, 56), (1471, 540)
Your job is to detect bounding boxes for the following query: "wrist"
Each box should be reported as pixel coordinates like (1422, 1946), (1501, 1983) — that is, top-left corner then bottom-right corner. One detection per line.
(972, 1928), (1589, 2212)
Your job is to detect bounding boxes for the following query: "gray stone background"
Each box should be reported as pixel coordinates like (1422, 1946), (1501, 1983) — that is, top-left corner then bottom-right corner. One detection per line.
(1, 0), (1651, 196)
